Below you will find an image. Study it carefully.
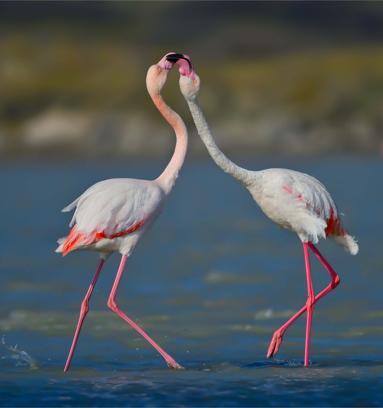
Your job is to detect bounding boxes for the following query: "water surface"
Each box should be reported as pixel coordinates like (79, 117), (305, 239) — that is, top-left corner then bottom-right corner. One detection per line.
(0, 157), (382, 406)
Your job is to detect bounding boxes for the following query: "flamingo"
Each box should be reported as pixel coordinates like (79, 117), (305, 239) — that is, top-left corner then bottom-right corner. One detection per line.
(166, 53), (359, 367)
(56, 53), (195, 372)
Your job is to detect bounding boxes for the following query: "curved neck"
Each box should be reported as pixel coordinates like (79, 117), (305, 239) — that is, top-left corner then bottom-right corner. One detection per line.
(150, 93), (188, 194)
(186, 98), (253, 186)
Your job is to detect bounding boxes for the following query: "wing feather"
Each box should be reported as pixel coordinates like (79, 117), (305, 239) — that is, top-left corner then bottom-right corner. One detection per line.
(61, 178), (164, 238)
(255, 169), (340, 243)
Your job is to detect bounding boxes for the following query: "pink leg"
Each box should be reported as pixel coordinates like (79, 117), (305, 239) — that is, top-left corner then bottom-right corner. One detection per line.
(64, 258), (105, 372)
(303, 242), (314, 367)
(308, 242), (340, 285)
(107, 255), (183, 369)
(267, 242), (340, 361)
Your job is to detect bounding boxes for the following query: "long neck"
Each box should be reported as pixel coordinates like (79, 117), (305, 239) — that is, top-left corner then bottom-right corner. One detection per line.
(150, 93), (188, 194)
(186, 98), (253, 186)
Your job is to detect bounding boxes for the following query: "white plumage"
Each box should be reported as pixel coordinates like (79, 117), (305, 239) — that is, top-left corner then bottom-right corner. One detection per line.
(178, 72), (358, 255)
(56, 179), (165, 256)
(57, 61), (188, 260)
(247, 168), (358, 254)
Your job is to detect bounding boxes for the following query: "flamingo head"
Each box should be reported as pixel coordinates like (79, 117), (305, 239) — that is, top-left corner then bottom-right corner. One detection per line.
(166, 53), (200, 101)
(146, 52), (179, 97)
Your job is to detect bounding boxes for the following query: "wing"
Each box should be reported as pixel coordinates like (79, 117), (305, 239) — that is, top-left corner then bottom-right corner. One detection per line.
(256, 169), (342, 242)
(69, 178), (164, 235)
(279, 169), (337, 221)
(58, 179), (164, 254)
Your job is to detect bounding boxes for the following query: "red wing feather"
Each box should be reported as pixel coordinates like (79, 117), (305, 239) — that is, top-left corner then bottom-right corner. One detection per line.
(325, 210), (345, 237)
(62, 220), (145, 256)
(62, 226), (95, 256)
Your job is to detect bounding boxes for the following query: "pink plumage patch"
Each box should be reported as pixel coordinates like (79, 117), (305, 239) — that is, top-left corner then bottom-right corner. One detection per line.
(282, 185), (345, 237)
(62, 220), (145, 256)
(282, 185), (305, 202)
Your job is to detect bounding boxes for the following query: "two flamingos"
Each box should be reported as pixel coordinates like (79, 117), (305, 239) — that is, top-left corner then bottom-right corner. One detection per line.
(57, 52), (358, 371)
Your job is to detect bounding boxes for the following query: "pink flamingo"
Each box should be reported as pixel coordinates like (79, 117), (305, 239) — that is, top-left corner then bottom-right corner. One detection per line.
(167, 53), (359, 367)
(56, 53), (195, 372)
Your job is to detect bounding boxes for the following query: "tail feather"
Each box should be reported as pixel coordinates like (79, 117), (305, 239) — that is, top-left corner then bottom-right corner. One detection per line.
(55, 237), (66, 253)
(334, 234), (359, 255)
(62, 198), (79, 213)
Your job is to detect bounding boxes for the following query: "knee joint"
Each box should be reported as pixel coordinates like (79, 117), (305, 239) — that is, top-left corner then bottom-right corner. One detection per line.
(107, 298), (118, 311)
(332, 275), (340, 289)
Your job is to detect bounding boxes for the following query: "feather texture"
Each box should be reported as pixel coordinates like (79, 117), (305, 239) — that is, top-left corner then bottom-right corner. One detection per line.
(248, 168), (358, 254)
(56, 179), (165, 255)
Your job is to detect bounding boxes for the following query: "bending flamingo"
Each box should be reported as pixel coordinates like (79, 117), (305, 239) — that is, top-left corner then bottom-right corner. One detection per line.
(167, 53), (358, 367)
(56, 53), (195, 372)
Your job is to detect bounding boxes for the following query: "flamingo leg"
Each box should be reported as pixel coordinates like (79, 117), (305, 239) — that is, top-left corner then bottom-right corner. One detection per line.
(308, 242), (340, 285)
(267, 242), (340, 362)
(303, 242), (314, 366)
(64, 258), (105, 372)
(107, 255), (183, 369)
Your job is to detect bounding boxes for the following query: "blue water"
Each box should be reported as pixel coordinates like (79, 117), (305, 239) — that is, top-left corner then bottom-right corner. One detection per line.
(0, 156), (382, 406)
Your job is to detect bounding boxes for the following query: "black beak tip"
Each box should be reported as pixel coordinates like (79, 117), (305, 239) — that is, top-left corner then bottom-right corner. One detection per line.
(166, 53), (193, 72)
(166, 53), (183, 63)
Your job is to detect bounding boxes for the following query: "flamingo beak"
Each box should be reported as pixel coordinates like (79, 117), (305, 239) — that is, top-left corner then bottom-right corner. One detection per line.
(165, 53), (184, 63)
(166, 53), (195, 79)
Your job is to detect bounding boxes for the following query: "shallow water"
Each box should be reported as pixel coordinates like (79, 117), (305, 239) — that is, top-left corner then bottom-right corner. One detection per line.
(0, 156), (382, 406)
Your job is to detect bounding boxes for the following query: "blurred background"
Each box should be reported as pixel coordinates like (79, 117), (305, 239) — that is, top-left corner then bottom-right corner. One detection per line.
(1, 2), (383, 406)
(1, 1), (383, 157)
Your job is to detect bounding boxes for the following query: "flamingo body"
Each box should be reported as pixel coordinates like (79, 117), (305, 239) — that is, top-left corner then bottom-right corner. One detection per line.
(56, 178), (165, 256)
(247, 168), (358, 254)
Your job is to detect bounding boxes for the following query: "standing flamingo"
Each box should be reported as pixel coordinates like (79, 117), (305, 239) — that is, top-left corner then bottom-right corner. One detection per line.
(167, 53), (358, 367)
(56, 53), (195, 372)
